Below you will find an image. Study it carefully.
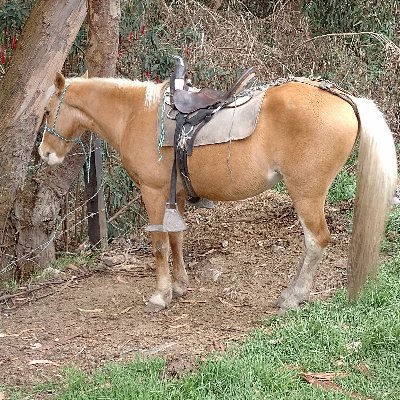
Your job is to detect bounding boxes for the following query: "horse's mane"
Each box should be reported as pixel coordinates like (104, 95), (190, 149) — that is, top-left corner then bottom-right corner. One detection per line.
(68, 76), (161, 108)
(44, 76), (161, 109)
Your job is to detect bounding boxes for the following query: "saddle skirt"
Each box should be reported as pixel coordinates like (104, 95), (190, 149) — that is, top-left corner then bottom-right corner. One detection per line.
(158, 87), (267, 148)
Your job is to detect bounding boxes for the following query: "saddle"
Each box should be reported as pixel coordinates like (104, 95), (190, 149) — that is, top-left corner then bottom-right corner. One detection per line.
(171, 63), (257, 114)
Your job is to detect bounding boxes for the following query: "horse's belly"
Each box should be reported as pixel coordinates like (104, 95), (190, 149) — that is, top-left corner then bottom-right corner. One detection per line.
(187, 147), (281, 201)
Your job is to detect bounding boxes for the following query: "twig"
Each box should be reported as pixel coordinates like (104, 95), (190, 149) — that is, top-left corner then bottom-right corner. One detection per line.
(0, 270), (98, 303)
(108, 194), (141, 223)
(180, 299), (207, 304)
(302, 32), (400, 54)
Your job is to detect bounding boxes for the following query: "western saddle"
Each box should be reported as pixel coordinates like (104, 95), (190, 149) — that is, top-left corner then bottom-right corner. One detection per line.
(170, 56), (257, 114)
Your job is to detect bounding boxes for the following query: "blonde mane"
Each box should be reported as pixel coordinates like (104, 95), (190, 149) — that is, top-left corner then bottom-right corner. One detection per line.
(44, 76), (161, 110)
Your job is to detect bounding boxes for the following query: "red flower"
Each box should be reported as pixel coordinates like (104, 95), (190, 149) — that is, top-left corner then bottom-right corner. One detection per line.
(145, 70), (151, 80)
(128, 31), (133, 42)
(185, 47), (191, 58)
(0, 50), (6, 65)
(11, 35), (17, 50)
(140, 25), (145, 36)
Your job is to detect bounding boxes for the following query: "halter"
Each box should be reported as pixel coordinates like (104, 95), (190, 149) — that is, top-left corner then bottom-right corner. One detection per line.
(42, 84), (93, 181)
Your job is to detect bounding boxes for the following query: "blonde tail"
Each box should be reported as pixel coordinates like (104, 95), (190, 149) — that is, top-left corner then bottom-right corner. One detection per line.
(348, 98), (397, 299)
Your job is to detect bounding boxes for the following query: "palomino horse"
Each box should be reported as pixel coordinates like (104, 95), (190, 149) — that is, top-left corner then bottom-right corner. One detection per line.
(39, 72), (397, 314)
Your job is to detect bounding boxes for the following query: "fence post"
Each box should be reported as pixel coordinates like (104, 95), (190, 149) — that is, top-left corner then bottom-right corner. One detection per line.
(84, 136), (107, 247)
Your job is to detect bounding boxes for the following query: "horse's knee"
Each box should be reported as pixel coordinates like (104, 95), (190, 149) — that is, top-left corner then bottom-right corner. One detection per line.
(153, 239), (169, 259)
(300, 216), (330, 250)
(316, 228), (331, 248)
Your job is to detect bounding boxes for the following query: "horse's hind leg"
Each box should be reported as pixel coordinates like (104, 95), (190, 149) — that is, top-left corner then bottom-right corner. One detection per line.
(277, 196), (330, 314)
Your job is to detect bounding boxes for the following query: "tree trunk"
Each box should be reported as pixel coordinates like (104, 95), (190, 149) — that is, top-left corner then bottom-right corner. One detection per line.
(1, 0), (121, 280)
(0, 0), (87, 279)
(85, 0), (121, 248)
(10, 142), (88, 279)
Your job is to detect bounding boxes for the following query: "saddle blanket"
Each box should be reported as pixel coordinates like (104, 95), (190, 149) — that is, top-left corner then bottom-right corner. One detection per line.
(159, 87), (267, 148)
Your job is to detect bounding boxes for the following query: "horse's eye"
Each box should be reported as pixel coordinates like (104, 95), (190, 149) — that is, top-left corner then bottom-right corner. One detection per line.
(44, 110), (50, 116)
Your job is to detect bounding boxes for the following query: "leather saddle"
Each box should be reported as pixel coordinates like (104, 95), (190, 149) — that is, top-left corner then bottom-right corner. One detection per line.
(170, 58), (257, 114)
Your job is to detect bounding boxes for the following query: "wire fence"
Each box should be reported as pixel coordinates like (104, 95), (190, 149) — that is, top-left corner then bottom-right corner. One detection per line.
(0, 142), (147, 279)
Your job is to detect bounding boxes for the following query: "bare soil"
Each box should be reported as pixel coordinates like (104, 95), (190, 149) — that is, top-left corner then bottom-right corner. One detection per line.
(0, 192), (351, 390)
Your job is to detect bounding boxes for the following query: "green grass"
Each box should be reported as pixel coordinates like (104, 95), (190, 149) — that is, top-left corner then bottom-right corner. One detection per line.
(327, 170), (356, 204)
(7, 255), (399, 400)
(382, 206), (400, 254)
(48, 253), (97, 272)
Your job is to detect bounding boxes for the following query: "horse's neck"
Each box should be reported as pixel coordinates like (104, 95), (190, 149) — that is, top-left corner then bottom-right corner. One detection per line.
(70, 79), (149, 151)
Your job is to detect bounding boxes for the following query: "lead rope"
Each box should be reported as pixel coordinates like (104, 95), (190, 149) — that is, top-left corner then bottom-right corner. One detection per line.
(157, 87), (168, 161)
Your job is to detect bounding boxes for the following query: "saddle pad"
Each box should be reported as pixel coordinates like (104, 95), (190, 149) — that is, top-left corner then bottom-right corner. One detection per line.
(159, 88), (267, 147)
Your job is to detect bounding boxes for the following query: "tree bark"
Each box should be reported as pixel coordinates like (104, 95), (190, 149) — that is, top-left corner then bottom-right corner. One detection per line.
(10, 143), (88, 279)
(85, 0), (121, 247)
(0, 0), (87, 279)
(1, 0), (121, 279)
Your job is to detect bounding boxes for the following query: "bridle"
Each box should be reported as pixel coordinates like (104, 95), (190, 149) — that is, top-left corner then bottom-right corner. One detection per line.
(41, 84), (93, 179)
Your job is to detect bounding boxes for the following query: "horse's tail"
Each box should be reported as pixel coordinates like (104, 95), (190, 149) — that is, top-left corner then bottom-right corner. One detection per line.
(348, 97), (397, 299)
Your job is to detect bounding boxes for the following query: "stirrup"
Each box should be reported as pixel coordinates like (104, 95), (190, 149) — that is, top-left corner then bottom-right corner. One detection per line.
(146, 202), (187, 232)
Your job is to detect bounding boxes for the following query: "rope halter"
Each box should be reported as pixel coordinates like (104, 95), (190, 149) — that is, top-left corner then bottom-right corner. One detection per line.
(41, 84), (93, 181)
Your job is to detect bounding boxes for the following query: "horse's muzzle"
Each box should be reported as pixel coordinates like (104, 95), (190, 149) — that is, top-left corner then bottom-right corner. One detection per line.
(38, 145), (64, 165)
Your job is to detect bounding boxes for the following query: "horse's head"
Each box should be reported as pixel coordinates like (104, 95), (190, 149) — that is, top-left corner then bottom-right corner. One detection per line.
(39, 71), (88, 165)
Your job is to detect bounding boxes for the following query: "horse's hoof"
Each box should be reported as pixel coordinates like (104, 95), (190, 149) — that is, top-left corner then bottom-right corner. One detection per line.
(276, 294), (287, 308)
(277, 307), (288, 316)
(172, 281), (188, 299)
(276, 294), (300, 314)
(146, 302), (165, 313)
(277, 289), (291, 307)
(146, 293), (167, 313)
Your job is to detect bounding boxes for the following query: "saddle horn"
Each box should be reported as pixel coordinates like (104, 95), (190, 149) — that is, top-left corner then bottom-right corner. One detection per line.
(170, 55), (186, 94)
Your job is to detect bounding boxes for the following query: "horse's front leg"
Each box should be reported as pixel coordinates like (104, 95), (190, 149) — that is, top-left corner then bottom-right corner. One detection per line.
(141, 186), (172, 312)
(169, 195), (189, 298)
(169, 231), (188, 298)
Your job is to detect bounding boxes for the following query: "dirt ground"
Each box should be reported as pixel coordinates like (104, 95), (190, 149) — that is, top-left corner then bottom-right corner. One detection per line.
(0, 191), (351, 391)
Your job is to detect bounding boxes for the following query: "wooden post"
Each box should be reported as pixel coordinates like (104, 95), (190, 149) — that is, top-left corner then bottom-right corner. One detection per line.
(84, 136), (107, 247)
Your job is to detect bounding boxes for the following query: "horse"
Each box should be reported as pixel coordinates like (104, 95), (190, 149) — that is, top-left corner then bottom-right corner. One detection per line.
(38, 71), (397, 314)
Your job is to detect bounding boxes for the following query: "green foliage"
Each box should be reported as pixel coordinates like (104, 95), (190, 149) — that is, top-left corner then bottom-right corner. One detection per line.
(102, 148), (146, 239)
(119, 0), (177, 80)
(302, 0), (397, 38)
(0, 0), (33, 32)
(382, 206), (400, 254)
(386, 206), (400, 234)
(328, 170), (356, 204)
(301, 0), (399, 96)
(49, 253), (95, 271)
(0, 0), (34, 68)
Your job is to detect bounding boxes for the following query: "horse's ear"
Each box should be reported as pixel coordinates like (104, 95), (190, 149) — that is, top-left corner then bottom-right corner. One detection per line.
(54, 72), (65, 94)
(81, 70), (89, 79)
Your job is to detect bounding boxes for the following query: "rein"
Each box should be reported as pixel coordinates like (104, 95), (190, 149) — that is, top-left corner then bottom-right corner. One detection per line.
(42, 84), (93, 181)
